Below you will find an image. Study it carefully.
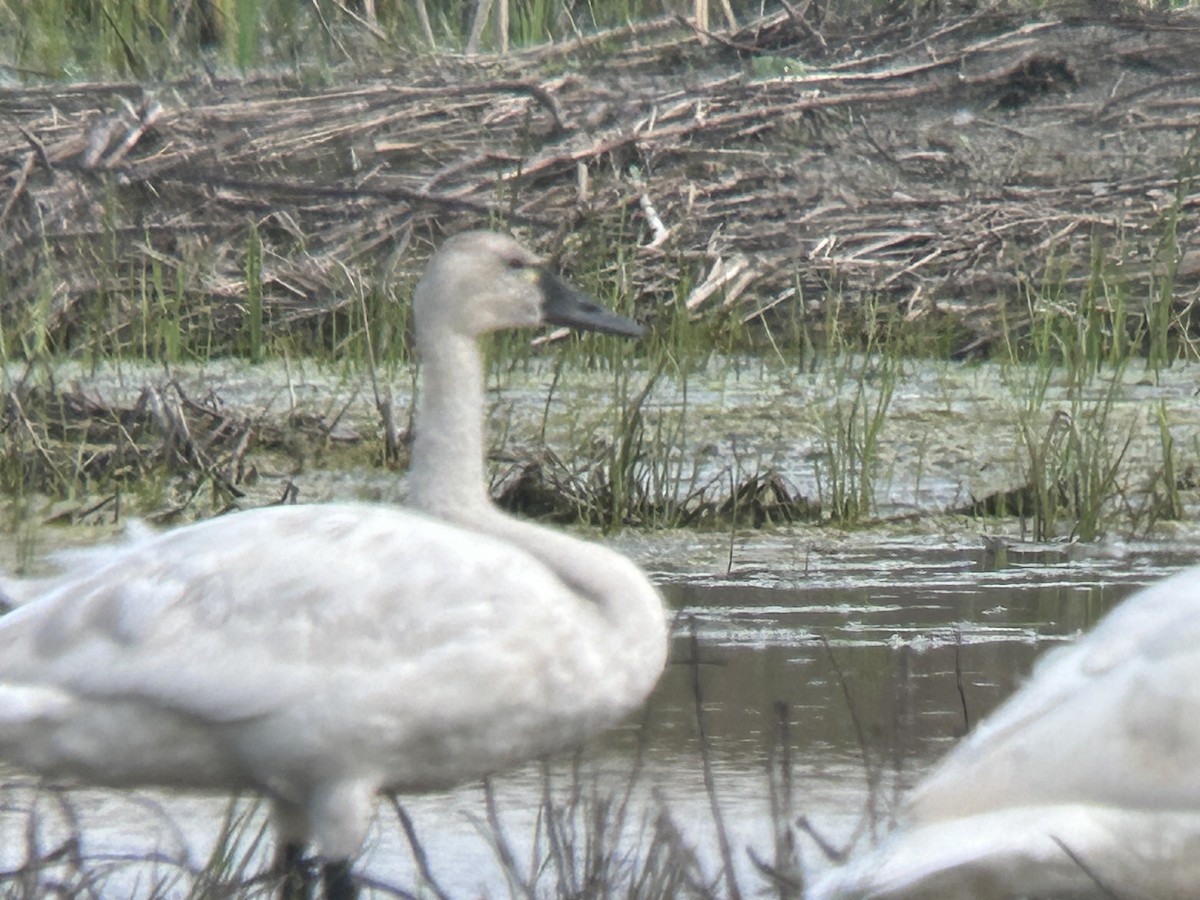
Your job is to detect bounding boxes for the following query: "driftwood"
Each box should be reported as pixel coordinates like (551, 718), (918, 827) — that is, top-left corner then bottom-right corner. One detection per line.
(2, 4), (1200, 355)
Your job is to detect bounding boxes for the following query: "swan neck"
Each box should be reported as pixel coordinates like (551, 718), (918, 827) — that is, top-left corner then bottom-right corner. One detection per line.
(407, 323), (666, 695)
(408, 332), (489, 514)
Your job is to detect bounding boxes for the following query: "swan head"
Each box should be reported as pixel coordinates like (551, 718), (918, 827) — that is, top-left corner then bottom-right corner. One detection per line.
(413, 231), (642, 340)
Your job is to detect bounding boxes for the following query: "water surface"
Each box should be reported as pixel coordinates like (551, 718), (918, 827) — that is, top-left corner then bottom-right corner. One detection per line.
(3, 535), (1195, 896)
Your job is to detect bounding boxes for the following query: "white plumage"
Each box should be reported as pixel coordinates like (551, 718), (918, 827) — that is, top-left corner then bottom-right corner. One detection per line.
(809, 563), (1200, 899)
(0, 231), (669, 896)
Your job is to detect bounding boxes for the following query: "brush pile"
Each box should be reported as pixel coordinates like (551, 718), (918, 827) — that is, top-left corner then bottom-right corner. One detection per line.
(2, 4), (1200, 355)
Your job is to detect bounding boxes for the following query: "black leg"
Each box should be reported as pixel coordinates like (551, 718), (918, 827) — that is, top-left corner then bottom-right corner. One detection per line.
(276, 841), (315, 900)
(322, 858), (357, 900)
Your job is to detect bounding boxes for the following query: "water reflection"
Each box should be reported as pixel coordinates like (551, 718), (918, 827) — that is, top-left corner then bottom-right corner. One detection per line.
(658, 542), (1188, 764)
(2, 541), (1198, 896)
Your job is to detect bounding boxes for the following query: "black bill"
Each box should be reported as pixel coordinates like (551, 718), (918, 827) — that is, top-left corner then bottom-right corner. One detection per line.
(539, 270), (643, 338)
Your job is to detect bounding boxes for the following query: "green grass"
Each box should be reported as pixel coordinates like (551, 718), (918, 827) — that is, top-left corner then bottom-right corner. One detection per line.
(977, 152), (1200, 541)
(0, 0), (720, 78)
(810, 351), (898, 526)
(799, 295), (903, 526)
(17, 0), (1147, 81)
(242, 218), (264, 364)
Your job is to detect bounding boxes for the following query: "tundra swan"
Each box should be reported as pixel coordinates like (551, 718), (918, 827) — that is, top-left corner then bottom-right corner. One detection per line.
(0, 231), (669, 899)
(808, 563), (1200, 899)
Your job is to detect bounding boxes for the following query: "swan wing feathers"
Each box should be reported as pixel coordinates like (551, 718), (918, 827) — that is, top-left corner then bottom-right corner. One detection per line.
(809, 805), (1200, 900)
(1, 520), (158, 610)
(0, 503), (605, 730)
(906, 565), (1200, 820)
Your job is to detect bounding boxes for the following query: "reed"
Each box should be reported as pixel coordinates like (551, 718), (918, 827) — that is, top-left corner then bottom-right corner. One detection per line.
(806, 295), (901, 526)
(242, 219), (265, 364)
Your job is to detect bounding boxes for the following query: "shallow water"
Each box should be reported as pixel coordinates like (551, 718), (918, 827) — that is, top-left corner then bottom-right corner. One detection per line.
(5, 353), (1200, 531)
(3, 535), (1197, 896)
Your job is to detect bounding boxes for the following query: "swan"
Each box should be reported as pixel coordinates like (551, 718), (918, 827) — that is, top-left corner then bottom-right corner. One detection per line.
(0, 231), (669, 899)
(808, 563), (1200, 899)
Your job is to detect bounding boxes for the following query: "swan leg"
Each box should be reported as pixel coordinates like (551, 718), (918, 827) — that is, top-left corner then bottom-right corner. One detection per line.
(322, 859), (357, 900)
(276, 841), (315, 900)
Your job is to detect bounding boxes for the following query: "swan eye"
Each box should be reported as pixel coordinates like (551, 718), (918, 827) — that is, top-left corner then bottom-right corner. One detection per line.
(504, 257), (541, 283)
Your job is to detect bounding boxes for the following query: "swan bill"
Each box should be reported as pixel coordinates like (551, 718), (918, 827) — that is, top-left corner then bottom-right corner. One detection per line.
(539, 271), (643, 338)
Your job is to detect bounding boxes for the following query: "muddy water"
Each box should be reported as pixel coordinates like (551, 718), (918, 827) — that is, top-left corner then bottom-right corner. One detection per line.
(2, 535), (1196, 896)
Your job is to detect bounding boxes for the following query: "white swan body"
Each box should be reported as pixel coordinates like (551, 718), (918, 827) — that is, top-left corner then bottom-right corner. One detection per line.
(809, 564), (1200, 899)
(0, 232), (668, 880)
